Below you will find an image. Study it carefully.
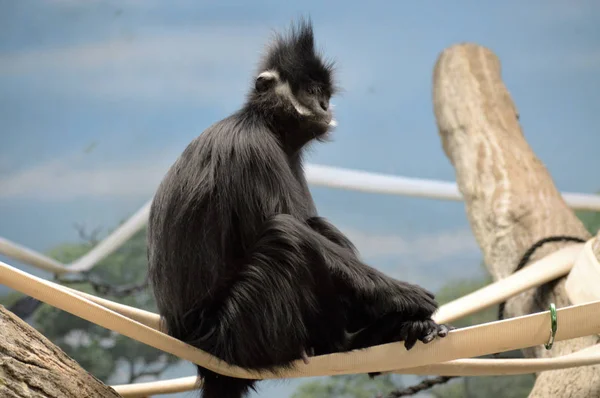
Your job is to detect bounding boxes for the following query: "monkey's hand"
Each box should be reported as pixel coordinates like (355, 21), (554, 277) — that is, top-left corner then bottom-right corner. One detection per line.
(380, 282), (454, 350)
(365, 318), (453, 379)
(364, 280), (454, 346)
(365, 279), (439, 321)
(400, 318), (452, 350)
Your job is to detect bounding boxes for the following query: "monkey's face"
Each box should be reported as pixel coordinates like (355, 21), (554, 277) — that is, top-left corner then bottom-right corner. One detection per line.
(250, 19), (338, 148)
(254, 70), (337, 135)
(294, 85), (336, 130)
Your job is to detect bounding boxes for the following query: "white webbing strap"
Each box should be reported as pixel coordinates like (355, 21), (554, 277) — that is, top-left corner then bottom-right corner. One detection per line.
(0, 237), (67, 274)
(62, 286), (162, 331)
(3, 251), (600, 379)
(0, 200), (152, 274)
(111, 345), (600, 398)
(566, 238), (600, 305)
(57, 243), (585, 332)
(433, 243), (584, 323)
(112, 376), (200, 397)
(1, 241), (600, 398)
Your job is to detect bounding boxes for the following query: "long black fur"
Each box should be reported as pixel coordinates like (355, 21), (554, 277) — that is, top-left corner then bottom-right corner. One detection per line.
(147, 18), (449, 398)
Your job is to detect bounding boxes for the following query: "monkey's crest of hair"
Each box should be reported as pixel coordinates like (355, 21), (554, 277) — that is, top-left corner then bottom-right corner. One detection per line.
(256, 18), (338, 97)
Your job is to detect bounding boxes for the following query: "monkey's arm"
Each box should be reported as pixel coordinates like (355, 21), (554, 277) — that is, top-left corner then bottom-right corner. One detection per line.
(290, 160), (357, 253)
(303, 217), (450, 350)
(305, 219), (437, 319)
(305, 217), (432, 311)
(251, 213), (438, 325)
(306, 216), (358, 254)
(232, 136), (438, 320)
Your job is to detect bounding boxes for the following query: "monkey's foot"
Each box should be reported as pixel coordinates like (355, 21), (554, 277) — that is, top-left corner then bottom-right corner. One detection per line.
(405, 319), (453, 350)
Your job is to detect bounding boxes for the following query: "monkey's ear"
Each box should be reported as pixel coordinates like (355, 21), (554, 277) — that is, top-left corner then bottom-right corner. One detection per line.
(255, 70), (279, 93)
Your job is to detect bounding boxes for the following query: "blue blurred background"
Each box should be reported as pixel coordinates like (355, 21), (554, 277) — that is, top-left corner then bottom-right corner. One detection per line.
(1, 1), (599, 397)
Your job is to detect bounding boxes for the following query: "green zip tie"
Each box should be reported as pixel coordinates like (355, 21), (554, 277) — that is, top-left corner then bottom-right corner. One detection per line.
(545, 303), (557, 350)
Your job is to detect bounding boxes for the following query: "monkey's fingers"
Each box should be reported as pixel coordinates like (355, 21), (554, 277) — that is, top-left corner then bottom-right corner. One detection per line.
(301, 348), (314, 365)
(301, 351), (309, 364)
(417, 320), (437, 345)
(422, 322), (454, 344)
(437, 323), (455, 337)
(421, 329), (437, 344)
(414, 319), (450, 345)
(404, 321), (426, 350)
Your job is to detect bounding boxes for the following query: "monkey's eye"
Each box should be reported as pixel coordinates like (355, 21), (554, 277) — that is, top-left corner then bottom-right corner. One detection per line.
(319, 99), (329, 111)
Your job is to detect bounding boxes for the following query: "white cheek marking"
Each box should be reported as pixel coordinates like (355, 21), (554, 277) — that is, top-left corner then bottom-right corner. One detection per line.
(257, 70), (280, 80)
(329, 104), (337, 126)
(274, 80), (313, 116)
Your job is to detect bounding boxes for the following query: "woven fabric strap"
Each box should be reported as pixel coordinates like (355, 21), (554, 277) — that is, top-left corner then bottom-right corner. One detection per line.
(1, 240), (599, 398)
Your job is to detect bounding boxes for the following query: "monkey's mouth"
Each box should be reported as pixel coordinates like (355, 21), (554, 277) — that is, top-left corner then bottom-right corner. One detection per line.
(318, 112), (336, 129)
(303, 109), (336, 132)
(314, 118), (336, 132)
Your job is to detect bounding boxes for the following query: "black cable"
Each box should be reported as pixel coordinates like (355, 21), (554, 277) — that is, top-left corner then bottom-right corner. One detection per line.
(55, 273), (149, 298)
(385, 234), (586, 397)
(386, 376), (455, 397)
(497, 235), (586, 321)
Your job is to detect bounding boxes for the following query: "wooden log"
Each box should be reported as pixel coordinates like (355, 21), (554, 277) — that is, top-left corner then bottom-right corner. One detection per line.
(432, 43), (600, 397)
(0, 305), (121, 398)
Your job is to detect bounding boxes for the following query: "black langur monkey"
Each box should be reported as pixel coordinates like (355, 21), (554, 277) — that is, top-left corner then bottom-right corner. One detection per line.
(147, 18), (450, 398)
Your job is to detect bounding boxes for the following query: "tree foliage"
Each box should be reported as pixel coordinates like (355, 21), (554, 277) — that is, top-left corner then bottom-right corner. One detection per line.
(291, 374), (405, 398)
(429, 375), (536, 398)
(575, 207), (600, 236)
(0, 224), (179, 384)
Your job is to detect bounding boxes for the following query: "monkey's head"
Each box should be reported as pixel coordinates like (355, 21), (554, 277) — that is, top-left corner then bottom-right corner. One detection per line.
(248, 18), (338, 150)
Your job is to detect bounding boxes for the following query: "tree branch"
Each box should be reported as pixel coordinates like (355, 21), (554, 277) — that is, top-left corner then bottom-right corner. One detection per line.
(0, 305), (121, 397)
(131, 360), (173, 383)
(56, 273), (148, 298)
(432, 43), (600, 397)
(73, 222), (102, 245)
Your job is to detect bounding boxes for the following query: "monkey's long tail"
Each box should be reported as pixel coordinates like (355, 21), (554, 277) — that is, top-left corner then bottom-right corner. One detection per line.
(200, 368), (255, 398)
